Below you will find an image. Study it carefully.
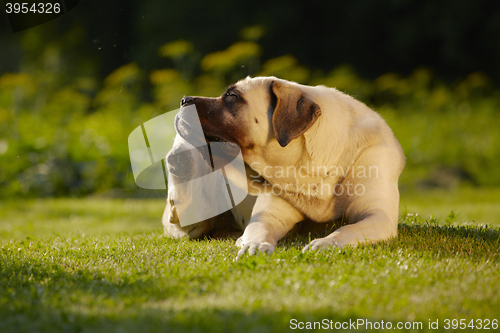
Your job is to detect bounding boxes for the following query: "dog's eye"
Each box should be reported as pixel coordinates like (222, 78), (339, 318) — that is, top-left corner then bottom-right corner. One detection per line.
(225, 92), (238, 99)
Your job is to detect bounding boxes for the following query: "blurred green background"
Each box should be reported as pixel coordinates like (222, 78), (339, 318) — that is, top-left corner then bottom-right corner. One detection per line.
(0, 0), (499, 209)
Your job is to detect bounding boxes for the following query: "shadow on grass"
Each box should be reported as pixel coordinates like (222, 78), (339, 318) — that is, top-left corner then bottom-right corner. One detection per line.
(0, 299), (415, 333)
(0, 254), (415, 333)
(275, 221), (500, 261)
(1, 222), (498, 332)
(394, 222), (500, 259)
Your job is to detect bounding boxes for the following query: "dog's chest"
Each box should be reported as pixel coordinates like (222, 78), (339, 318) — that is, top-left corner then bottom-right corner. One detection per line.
(272, 177), (344, 222)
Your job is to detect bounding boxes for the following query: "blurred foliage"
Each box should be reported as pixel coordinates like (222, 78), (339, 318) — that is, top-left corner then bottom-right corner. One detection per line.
(3, 0), (500, 83)
(0, 34), (500, 197)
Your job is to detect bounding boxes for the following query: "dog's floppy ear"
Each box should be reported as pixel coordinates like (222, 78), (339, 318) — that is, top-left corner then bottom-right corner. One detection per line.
(271, 81), (322, 147)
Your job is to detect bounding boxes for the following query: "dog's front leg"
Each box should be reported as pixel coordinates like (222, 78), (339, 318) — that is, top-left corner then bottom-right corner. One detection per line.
(302, 209), (398, 251)
(236, 193), (303, 257)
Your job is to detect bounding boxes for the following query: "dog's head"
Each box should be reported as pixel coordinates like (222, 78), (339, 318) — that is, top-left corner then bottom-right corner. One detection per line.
(175, 77), (323, 164)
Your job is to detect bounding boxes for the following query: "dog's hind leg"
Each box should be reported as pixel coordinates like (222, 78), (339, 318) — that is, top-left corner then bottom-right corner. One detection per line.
(302, 144), (404, 251)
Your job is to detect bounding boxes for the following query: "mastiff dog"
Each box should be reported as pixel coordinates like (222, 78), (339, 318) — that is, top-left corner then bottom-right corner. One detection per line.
(166, 76), (405, 257)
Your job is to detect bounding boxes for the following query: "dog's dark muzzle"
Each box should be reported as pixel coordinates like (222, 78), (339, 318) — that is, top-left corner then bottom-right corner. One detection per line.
(173, 102), (242, 179)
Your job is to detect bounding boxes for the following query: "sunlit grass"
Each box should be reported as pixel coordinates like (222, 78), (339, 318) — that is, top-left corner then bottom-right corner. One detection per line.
(0, 198), (165, 238)
(1, 192), (499, 332)
(400, 186), (500, 225)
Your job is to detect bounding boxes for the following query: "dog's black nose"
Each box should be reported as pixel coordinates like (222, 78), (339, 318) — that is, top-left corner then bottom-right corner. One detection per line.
(181, 96), (196, 107)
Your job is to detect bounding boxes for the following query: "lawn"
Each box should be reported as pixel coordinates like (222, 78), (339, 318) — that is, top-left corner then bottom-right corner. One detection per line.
(1, 188), (499, 332)
(400, 186), (500, 226)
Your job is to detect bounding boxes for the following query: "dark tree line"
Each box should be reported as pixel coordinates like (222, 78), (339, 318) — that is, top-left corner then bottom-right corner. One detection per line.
(1, 0), (500, 83)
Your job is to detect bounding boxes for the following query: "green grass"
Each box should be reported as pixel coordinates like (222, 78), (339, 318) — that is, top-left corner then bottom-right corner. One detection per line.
(0, 198), (163, 238)
(400, 186), (500, 226)
(1, 189), (499, 332)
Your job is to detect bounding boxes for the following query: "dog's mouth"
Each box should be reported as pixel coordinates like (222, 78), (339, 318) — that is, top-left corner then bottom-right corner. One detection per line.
(205, 134), (239, 152)
(175, 110), (240, 169)
(203, 134), (241, 170)
(205, 135), (226, 144)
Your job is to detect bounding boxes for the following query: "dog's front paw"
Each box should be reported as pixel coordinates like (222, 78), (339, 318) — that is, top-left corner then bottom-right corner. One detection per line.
(235, 236), (243, 248)
(237, 241), (275, 258)
(302, 237), (340, 253)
